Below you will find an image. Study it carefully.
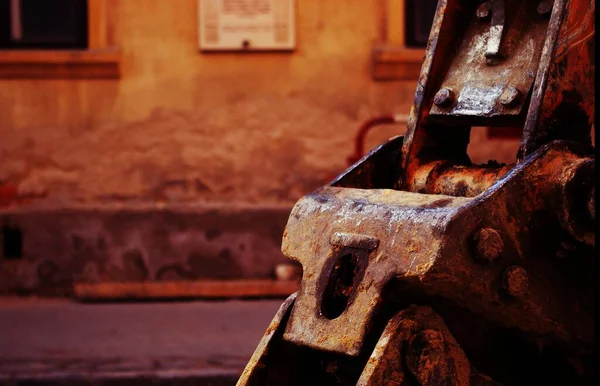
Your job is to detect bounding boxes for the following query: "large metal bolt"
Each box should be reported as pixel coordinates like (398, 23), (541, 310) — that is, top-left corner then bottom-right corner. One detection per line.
(499, 86), (522, 107)
(473, 228), (504, 261)
(405, 329), (452, 385)
(502, 266), (529, 297)
(433, 88), (454, 107)
(557, 159), (595, 245)
(476, 2), (492, 19)
(537, 0), (553, 16)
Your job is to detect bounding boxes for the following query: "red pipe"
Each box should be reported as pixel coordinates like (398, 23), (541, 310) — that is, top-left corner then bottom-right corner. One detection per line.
(346, 115), (402, 166)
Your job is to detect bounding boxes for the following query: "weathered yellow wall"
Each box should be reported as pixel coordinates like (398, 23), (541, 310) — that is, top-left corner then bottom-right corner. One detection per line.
(0, 0), (521, 205)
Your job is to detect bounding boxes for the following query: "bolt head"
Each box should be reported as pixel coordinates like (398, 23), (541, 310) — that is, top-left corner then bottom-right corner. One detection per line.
(502, 266), (529, 298)
(500, 87), (521, 107)
(476, 2), (492, 19)
(405, 330), (452, 385)
(473, 228), (503, 261)
(537, 1), (553, 16)
(433, 88), (454, 107)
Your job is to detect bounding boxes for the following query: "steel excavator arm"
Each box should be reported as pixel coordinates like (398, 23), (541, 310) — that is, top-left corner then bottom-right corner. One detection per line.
(238, 0), (595, 384)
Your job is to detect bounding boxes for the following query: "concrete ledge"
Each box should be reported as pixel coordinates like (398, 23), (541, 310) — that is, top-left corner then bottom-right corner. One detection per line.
(0, 203), (294, 296)
(73, 280), (299, 301)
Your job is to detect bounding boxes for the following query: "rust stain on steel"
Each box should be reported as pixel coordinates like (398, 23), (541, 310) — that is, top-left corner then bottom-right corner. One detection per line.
(405, 161), (512, 197)
(282, 187), (465, 355)
(237, 293), (297, 386)
(554, 0), (594, 61)
(520, 0), (594, 158)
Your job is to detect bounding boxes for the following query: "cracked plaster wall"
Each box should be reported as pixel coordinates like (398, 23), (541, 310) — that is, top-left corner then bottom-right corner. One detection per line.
(0, 0), (522, 206)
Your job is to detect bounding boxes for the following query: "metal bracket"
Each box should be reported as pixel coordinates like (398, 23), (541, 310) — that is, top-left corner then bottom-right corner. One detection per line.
(485, 0), (506, 63)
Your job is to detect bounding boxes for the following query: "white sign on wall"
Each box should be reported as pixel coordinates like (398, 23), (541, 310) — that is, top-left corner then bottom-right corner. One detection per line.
(198, 0), (295, 51)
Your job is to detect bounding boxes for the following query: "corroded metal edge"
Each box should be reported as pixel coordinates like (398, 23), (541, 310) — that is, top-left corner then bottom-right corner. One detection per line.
(236, 293), (297, 386)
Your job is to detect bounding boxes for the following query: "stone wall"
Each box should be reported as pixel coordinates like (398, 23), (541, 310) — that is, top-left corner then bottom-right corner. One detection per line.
(0, 203), (291, 295)
(0, 0), (522, 207)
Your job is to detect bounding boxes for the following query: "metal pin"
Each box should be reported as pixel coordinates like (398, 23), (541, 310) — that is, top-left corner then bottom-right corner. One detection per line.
(472, 228), (503, 261)
(502, 266), (528, 297)
(433, 88), (455, 107)
(537, 0), (554, 16)
(499, 86), (521, 107)
(485, 0), (506, 62)
(476, 2), (492, 20)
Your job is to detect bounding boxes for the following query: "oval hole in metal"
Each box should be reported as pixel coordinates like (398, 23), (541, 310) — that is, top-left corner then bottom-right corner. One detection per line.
(321, 252), (360, 320)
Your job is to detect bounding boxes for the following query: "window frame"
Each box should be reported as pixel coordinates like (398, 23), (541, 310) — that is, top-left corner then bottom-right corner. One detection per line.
(371, 0), (429, 81)
(0, 0), (121, 79)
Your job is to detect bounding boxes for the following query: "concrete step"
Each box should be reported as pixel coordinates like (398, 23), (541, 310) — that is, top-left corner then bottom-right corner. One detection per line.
(0, 202), (293, 296)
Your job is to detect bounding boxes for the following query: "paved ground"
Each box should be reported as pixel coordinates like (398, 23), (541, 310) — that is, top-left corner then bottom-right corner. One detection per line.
(0, 297), (283, 385)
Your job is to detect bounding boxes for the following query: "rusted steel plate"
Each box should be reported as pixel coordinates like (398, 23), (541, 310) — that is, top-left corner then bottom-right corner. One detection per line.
(237, 293), (296, 386)
(520, 0), (594, 158)
(281, 187), (469, 356)
(281, 141), (593, 358)
(429, 0), (549, 119)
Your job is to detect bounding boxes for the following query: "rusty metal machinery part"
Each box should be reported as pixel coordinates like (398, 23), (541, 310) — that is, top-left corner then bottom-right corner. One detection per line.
(238, 0), (594, 385)
(554, 158), (595, 245)
(404, 161), (513, 197)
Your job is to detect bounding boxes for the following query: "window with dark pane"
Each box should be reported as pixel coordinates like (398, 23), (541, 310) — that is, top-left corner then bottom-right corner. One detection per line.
(404, 0), (437, 48)
(0, 0), (87, 49)
(2, 226), (23, 260)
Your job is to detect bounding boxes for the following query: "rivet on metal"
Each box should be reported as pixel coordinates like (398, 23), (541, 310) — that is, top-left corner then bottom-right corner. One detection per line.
(476, 2), (492, 20)
(405, 330), (451, 385)
(330, 232), (380, 251)
(537, 0), (553, 16)
(473, 228), (503, 261)
(485, 0), (506, 60)
(499, 86), (521, 107)
(502, 266), (529, 297)
(433, 88), (454, 107)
